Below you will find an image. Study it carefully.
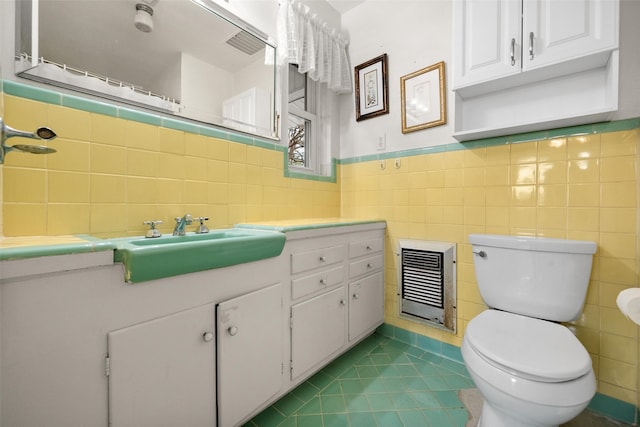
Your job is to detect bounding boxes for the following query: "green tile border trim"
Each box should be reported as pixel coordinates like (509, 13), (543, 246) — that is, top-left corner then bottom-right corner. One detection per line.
(339, 117), (640, 165)
(2, 79), (337, 183)
(284, 157), (337, 183)
(377, 323), (638, 426)
(0, 235), (116, 261)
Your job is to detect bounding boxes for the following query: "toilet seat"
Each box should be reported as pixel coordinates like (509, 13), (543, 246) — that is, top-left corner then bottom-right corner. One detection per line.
(465, 310), (591, 383)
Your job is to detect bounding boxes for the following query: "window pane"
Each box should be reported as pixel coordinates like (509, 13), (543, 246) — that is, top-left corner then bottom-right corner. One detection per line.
(288, 114), (310, 167)
(289, 64), (307, 110)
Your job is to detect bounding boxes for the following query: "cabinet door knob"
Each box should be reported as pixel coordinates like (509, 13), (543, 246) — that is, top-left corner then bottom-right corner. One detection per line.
(353, 293), (359, 300)
(227, 326), (238, 336)
(366, 245), (372, 251)
(366, 263), (372, 269)
(202, 332), (214, 342)
(340, 299), (346, 306)
(320, 278), (327, 285)
(319, 256), (326, 263)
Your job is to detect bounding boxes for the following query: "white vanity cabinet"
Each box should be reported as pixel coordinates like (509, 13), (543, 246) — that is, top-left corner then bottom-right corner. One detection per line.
(452, 0), (620, 141)
(289, 241), (348, 380)
(348, 237), (385, 342)
(291, 286), (347, 379)
(107, 303), (217, 427)
(216, 283), (284, 427)
(286, 224), (385, 383)
(0, 222), (385, 427)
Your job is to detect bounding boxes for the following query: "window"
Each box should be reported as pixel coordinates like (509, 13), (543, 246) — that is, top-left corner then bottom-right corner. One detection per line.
(287, 64), (317, 172)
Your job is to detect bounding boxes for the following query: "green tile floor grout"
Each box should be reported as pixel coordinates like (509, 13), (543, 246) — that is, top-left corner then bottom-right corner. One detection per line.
(245, 333), (475, 427)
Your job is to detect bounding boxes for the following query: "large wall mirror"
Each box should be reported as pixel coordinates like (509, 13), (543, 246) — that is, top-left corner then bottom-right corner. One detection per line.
(15, 0), (278, 139)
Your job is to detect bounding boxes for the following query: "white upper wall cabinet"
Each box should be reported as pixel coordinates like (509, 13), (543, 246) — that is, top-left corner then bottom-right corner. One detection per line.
(454, 0), (619, 89)
(452, 0), (620, 141)
(454, 0), (522, 87)
(522, 0), (618, 71)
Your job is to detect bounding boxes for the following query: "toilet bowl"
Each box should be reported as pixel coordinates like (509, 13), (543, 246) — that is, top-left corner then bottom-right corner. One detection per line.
(464, 234), (597, 427)
(462, 310), (595, 427)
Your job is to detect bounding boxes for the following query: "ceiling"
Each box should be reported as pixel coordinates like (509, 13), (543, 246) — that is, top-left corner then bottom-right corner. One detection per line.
(326, 0), (367, 14)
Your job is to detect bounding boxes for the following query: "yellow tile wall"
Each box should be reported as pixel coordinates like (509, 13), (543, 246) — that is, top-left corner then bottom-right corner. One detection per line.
(3, 91), (639, 409)
(341, 129), (640, 406)
(1, 95), (340, 238)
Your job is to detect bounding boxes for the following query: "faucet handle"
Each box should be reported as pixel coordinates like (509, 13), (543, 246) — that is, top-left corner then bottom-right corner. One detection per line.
(143, 220), (163, 238)
(175, 214), (192, 224)
(195, 216), (210, 234)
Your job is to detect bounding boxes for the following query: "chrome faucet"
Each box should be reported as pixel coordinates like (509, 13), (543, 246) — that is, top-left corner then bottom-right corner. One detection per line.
(173, 214), (192, 236)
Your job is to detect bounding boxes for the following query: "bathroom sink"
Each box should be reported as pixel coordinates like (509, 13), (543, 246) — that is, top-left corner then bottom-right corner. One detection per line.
(127, 229), (248, 246)
(112, 229), (286, 283)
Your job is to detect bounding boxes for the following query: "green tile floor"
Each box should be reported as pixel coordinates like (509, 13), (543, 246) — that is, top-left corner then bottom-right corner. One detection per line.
(244, 333), (476, 427)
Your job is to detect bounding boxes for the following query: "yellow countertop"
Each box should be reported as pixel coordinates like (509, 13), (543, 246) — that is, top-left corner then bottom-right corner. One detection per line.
(235, 218), (386, 232)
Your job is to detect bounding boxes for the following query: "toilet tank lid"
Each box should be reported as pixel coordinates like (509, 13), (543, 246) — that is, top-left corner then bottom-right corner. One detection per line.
(465, 310), (592, 382)
(468, 234), (596, 254)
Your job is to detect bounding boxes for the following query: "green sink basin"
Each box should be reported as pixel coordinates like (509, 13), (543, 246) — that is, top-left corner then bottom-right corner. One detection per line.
(112, 229), (286, 283)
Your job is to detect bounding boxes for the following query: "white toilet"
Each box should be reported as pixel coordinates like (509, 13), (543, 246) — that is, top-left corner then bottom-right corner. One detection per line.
(462, 234), (597, 427)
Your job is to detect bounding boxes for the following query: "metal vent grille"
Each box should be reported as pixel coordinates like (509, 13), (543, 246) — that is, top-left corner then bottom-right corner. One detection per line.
(397, 239), (456, 332)
(402, 249), (444, 308)
(226, 31), (264, 56)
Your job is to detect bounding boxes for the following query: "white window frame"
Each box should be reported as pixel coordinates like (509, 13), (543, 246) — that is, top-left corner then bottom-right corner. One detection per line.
(287, 66), (319, 175)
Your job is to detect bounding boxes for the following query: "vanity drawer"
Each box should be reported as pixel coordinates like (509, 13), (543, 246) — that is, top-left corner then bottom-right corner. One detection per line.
(349, 238), (383, 259)
(291, 245), (347, 275)
(291, 266), (345, 300)
(349, 254), (384, 279)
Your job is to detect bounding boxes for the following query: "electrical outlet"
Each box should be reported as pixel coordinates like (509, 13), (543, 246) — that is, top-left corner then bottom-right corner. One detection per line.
(376, 134), (386, 151)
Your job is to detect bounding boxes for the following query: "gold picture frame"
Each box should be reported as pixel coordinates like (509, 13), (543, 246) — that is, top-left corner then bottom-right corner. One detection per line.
(354, 54), (389, 121)
(400, 61), (447, 133)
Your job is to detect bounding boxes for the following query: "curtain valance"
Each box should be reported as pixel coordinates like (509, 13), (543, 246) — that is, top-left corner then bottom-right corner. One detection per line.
(277, 0), (352, 94)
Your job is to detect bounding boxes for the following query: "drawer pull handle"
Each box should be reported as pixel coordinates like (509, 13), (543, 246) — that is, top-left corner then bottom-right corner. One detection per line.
(353, 293), (359, 300)
(340, 299), (346, 306)
(320, 278), (327, 285)
(366, 245), (372, 251)
(319, 256), (326, 263)
(366, 263), (372, 269)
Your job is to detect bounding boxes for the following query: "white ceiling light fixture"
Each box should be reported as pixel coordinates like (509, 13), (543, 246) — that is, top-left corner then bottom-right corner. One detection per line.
(134, 2), (155, 33)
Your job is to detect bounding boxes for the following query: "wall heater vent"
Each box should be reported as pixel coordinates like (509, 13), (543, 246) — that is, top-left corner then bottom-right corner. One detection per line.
(397, 239), (456, 333)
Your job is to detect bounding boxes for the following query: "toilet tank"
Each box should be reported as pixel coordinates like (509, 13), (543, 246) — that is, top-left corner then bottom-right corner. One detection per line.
(468, 234), (597, 322)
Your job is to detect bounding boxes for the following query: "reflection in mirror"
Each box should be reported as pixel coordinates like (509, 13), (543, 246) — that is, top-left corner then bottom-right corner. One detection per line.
(15, 0), (278, 139)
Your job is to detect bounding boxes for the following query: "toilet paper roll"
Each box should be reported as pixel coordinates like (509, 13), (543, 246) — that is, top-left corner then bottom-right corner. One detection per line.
(617, 288), (640, 326)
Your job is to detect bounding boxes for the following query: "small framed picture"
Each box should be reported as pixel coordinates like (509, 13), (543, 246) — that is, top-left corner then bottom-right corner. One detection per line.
(354, 54), (389, 121)
(400, 61), (447, 133)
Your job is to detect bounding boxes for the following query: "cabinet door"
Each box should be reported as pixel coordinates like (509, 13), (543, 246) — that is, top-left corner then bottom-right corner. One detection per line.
(349, 272), (384, 342)
(291, 286), (346, 380)
(107, 303), (216, 427)
(523, 0), (618, 70)
(217, 283), (283, 427)
(453, 0), (522, 87)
